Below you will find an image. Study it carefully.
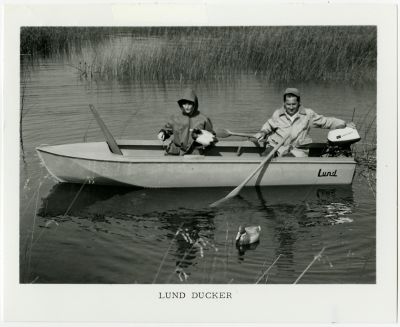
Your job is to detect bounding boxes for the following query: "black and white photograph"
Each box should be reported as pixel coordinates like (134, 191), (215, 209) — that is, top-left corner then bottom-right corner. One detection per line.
(1, 2), (397, 325)
(19, 24), (377, 285)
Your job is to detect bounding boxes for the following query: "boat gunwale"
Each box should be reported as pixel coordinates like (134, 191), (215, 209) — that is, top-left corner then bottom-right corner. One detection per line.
(36, 147), (357, 165)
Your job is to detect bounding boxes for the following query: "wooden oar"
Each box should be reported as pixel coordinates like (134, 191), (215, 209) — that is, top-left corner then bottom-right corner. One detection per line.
(210, 133), (289, 207)
(216, 129), (256, 139)
(88, 104), (123, 155)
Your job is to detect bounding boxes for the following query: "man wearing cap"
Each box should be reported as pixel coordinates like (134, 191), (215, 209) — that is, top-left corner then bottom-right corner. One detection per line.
(254, 88), (356, 157)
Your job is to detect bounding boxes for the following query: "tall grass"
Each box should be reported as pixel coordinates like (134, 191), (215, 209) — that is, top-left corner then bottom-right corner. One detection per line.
(20, 57), (31, 162)
(352, 108), (376, 197)
(20, 27), (118, 57)
(22, 26), (376, 83)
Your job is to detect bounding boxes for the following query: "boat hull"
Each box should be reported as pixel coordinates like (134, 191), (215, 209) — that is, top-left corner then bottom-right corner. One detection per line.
(36, 140), (356, 188)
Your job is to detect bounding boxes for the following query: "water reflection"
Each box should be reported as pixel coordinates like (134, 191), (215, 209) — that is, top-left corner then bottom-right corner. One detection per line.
(39, 183), (353, 217)
(251, 185), (354, 275)
(38, 184), (222, 218)
(37, 184), (222, 282)
(155, 210), (218, 281)
(236, 241), (260, 257)
(37, 183), (355, 280)
(38, 183), (133, 218)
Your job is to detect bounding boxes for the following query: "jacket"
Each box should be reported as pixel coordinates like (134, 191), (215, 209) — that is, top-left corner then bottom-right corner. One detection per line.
(259, 106), (346, 148)
(161, 88), (214, 155)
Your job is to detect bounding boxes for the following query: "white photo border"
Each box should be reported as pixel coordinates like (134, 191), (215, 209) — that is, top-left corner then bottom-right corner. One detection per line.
(1, 2), (397, 325)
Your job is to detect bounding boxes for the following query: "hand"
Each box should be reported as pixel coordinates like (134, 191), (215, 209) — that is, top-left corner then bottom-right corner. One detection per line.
(254, 132), (266, 142)
(346, 122), (356, 129)
(191, 128), (201, 140)
(157, 131), (166, 141)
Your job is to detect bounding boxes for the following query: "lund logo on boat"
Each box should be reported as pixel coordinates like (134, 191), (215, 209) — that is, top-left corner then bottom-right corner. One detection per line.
(318, 169), (337, 177)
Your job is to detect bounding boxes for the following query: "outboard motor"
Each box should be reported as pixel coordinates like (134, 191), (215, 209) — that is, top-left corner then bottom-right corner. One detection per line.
(325, 127), (361, 157)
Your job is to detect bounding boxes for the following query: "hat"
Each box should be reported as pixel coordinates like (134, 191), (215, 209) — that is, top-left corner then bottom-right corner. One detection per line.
(284, 88), (300, 98)
(177, 88), (198, 108)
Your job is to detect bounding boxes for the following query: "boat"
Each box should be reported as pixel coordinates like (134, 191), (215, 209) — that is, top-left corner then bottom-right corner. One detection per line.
(36, 105), (359, 189)
(36, 139), (357, 188)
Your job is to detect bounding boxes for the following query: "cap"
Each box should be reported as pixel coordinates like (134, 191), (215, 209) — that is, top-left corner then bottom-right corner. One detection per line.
(284, 88), (300, 98)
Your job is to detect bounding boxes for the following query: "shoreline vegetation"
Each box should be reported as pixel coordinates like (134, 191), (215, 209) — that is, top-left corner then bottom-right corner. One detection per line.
(21, 26), (376, 84)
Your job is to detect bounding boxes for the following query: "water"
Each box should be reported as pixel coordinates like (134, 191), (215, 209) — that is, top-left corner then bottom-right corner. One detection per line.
(20, 39), (376, 284)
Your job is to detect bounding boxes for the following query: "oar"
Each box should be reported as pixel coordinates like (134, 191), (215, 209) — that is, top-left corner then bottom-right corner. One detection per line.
(210, 133), (289, 207)
(216, 129), (256, 139)
(88, 104), (123, 155)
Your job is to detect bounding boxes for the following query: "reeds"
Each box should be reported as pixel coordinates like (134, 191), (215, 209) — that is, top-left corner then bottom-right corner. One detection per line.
(22, 26), (376, 83)
(293, 247), (326, 284)
(352, 107), (377, 197)
(83, 26), (376, 84)
(255, 254), (282, 284)
(20, 27), (117, 57)
(153, 223), (184, 283)
(20, 58), (30, 162)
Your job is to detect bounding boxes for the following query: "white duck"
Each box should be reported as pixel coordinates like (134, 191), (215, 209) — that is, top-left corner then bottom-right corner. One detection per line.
(235, 226), (261, 246)
(192, 129), (217, 147)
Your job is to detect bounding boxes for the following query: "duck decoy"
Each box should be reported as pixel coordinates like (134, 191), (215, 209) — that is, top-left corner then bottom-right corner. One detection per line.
(192, 129), (217, 147)
(235, 225), (261, 246)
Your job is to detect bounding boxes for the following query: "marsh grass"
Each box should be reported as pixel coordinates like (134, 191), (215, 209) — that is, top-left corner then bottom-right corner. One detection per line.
(20, 27), (116, 57)
(22, 26), (376, 83)
(20, 66), (28, 161)
(153, 223), (184, 283)
(81, 26), (376, 84)
(255, 254), (282, 284)
(351, 108), (377, 196)
(293, 247), (326, 284)
(21, 172), (44, 283)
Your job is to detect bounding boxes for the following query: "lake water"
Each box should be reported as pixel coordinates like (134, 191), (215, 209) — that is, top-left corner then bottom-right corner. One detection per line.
(20, 39), (376, 284)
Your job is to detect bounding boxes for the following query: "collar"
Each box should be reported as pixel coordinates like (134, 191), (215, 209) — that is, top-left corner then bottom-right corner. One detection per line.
(286, 111), (299, 122)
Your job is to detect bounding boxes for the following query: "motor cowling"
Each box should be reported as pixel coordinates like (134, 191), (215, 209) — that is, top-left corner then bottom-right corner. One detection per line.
(327, 127), (361, 146)
(325, 127), (361, 157)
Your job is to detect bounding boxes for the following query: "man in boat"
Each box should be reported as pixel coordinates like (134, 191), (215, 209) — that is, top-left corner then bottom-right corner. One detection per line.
(157, 88), (216, 155)
(254, 88), (356, 157)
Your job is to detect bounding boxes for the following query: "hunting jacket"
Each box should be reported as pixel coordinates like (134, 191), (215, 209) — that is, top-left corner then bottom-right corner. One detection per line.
(259, 106), (346, 148)
(161, 89), (214, 155)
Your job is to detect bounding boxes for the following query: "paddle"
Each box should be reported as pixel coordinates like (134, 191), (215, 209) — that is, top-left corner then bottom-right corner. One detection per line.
(216, 129), (257, 139)
(209, 133), (289, 207)
(88, 104), (123, 155)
